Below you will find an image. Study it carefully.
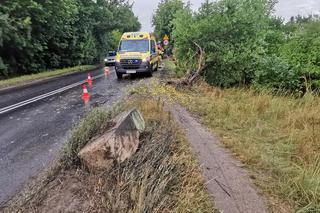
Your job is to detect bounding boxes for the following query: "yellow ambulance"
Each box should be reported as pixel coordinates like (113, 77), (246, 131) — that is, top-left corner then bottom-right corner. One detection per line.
(115, 32), (160, 79)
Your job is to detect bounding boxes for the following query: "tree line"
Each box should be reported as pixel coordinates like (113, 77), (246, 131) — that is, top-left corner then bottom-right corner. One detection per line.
(0, 0), (140, 77)
(153, 0), (320, 94)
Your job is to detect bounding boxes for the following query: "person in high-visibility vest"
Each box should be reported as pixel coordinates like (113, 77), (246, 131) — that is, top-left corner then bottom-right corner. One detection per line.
(157, 41), (164, 59)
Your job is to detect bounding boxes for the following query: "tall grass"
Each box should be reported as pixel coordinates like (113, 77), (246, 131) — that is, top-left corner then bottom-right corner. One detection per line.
(141, 81), (320, 212)
(61, 107), (119, 168)
(107, 97), (215, 212)
(62, 97), (215, 212)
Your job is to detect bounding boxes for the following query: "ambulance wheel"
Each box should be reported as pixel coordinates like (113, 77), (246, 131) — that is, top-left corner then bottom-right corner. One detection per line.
(146, 70), (153, 77)
(116, 72), (122, 79)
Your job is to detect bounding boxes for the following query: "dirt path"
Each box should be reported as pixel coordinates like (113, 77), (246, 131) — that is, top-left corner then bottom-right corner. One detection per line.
(169, 104), (267, 213)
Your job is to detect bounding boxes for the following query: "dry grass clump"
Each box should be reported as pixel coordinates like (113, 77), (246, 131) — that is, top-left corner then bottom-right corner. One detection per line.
(143, 81), (320, 212)
(61, 106), (121, 168)
(95, 122), (177, 212)
(124, 97), (215, 213)
(3, 97), (215, 212)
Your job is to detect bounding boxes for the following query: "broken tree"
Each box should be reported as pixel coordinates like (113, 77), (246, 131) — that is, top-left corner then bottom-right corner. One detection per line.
(78, 109), (145, 172)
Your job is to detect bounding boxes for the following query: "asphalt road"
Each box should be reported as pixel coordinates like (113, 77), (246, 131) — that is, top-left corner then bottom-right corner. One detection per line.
(0, 67), (143, 205)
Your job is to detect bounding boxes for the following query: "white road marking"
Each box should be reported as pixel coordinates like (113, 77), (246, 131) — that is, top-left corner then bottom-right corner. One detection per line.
(0, 73), (106, 115)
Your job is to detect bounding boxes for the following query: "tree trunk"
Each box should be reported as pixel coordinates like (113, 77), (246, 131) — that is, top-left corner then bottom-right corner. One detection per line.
(169, 41), (206, 88)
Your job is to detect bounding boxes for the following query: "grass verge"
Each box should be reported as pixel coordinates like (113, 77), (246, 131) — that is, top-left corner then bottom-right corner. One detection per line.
(163, 58), (185, 78)
(3, 96), (215, 212)
(138, 60), (320, 212)
(0, 65), (98, 89)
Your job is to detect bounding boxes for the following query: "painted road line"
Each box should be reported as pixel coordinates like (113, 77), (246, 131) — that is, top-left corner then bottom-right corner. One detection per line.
(0, 73), (106, 115)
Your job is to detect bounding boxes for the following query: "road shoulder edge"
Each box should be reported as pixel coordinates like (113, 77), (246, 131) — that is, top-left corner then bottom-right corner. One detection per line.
(0, 65), (100, 92)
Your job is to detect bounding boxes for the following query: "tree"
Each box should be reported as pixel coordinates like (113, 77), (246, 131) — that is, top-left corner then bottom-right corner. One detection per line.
(0, 0), (140, 77)
(170, 0), (320, 92)
(280, 20), (320, 90)
(173, 0), (271, 87)
(152, 0), (185, 40)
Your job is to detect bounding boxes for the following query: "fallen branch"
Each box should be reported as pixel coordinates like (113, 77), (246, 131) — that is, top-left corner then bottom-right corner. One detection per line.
(185, 41), (206, 86)
(168, 41), (206, 88)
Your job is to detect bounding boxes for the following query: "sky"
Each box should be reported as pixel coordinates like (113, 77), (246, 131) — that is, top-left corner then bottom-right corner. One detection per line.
(131, 0), (320, 32)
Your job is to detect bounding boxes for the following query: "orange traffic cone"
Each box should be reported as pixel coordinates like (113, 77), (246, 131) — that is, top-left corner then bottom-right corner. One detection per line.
(104, 67), (110, 76)
(82, 84), (90, 102)
(87, 73), (93, 86)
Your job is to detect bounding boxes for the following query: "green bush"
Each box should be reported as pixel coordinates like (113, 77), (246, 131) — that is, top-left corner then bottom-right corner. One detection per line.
(154, 0), (320, 92)
(172, 0), (271, 87)
(280, 20), (320, 90)
(254, 56), (302, 92)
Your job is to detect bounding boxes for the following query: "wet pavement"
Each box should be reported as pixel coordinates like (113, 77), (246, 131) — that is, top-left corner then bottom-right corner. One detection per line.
(0, 67), (145, 205)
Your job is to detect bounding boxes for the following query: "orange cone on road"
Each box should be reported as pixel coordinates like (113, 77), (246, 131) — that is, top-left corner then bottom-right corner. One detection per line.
(104, 67), (110, 76)
(82, 84), (90, 102)
(87, 73), (93, 86)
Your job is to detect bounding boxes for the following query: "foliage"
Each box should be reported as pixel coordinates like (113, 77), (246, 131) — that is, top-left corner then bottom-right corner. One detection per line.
(173, 0), (272, 87)
(109, 30), (123, 50)
(280, 20), (320, 91)
(152, 0), (185, 40)
(0, 0), (140, 77)
(254, 56), (302, 92)
(152, 0), (320, 92)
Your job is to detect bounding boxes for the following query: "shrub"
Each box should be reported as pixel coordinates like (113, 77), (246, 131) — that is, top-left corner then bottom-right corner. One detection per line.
(156, 0), (320, 92)
(172, 0), (271, 87)
(280, 20), (320, 91)
(254, 56), (302, 93)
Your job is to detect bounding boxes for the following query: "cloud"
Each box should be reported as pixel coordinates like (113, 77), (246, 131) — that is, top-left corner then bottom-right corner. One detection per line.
(275, 0), (320, 20)
(131, 0), (205, 32)
(131, 0), (320, 32)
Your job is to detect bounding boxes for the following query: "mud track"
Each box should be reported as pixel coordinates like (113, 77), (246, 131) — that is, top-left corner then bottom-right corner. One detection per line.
(170, 104), (267, 213)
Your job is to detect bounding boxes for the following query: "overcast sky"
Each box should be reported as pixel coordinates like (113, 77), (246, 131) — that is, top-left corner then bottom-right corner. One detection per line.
(131, 0), (320, 32)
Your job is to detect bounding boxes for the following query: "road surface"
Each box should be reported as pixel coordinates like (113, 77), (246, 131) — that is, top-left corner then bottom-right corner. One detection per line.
(0, 67), (142, 205)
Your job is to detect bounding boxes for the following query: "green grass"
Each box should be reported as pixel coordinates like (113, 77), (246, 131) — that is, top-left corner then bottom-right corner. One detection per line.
(178, 87), (320, 212)
(163, 59), (176, 73)
(0, 65), (98, 89)
(144, 73), (320, 212)
(163, 58), (185, 78)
